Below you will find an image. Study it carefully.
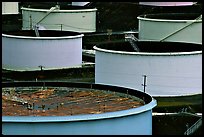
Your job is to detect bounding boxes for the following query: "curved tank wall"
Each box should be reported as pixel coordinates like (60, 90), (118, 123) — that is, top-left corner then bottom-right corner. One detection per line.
(137, 13), (202, 44)
(2, 30), (84, 71)
(94, 41), (202, 97)
(139, 2), (195, 6)
(21, 5), (97, 33)
(72, 2), (90, 6)
(2, 2), (19, 14)
(2, 81), (157, 135)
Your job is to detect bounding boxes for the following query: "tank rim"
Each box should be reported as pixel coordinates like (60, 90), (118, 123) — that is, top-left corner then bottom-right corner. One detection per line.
(21, 7), (97, 12)
(93, 40), (202, 56)
(2, 30), (84, 40)
(137, 13), (202, 23)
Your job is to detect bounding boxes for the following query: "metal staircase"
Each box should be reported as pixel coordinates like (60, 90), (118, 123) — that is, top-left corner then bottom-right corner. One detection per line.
(125, 33), (140, 52)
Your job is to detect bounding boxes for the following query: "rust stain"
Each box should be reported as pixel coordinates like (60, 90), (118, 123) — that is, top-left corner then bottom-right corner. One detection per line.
(2, 87), (144, 116)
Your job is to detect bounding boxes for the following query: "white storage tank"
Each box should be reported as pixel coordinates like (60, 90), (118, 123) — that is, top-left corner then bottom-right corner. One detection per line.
(21, 4), (97, 33)
(139, 2), (195, 6)
(72, 2), (90, 6)
(2, 30), (84, 71)
(2, 2), (19, 14)
(137, 13), (202, 44)
(2, 81), (157, 135)
(94, 41), (202, 97)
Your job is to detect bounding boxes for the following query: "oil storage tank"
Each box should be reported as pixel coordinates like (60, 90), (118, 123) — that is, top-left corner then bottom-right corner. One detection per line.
(21, 4), (97, 33)
(94, 41), (202, 97)
(137, 13), (202, 44)
(2, 2), (19, 14)
(2, 81), (157, 135)
(2, 30), (84, 71)
(72, 2), (90, 6)
(139, 2), (195, 6)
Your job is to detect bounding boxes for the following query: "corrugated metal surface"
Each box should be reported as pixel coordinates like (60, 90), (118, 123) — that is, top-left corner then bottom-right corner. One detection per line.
(137, 13), (202, 44)
(94, 41), (202, 97)
(21, 7), (97, 33)
(2, 82), (157, 135)
(2, 31), (84, 71)
(2, 2), (19, 14)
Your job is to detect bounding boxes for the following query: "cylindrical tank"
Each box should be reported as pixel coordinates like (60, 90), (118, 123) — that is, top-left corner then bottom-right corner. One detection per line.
(139, 2), (195, 6)
(2, 2), (19, 14)
(2, 81), (157, 135)
(21, 5), (97, 33)
(137, 13), (202, 44)
(72, 2), (90, 6)
(2, 30), (84, 71)
(94, 41), (202, 97)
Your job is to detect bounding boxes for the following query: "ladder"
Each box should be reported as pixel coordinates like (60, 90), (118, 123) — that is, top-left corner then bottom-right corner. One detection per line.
(34, 25), (40, 37)
(125, 33), (140, 52)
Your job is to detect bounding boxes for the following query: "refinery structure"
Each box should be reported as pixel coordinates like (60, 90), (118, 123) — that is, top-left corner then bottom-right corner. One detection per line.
(2, 2), (202, 135)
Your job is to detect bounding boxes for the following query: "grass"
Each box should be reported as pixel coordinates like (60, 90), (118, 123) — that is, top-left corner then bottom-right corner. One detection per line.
(157, 101), (196, 107)
(153, 94), (202, 113)
(155, 94), (202, 106)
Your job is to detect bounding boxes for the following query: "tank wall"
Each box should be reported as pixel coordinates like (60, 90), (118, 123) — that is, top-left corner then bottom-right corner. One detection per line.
(72, 2), (90, 6)
(95, 51), (202, 96)
(2, 2), (19, 14)
(2, 110), (152, 135)
(139, 2), (195, 6)
(138, 18), (202, 44)
(2, 36), (82, 71)
(22, 9), (96, 32)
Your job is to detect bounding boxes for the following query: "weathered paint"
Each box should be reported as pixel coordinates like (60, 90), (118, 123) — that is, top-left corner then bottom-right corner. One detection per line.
(2, 82), (157, 135)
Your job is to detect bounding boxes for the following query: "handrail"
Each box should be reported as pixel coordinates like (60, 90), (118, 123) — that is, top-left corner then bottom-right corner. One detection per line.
(184, 117), (202, 135)
(36, 5), (60, 25)
(160, 14), (202, 42)
(34, 5), (60, 37)
(125, 33), (140, 52)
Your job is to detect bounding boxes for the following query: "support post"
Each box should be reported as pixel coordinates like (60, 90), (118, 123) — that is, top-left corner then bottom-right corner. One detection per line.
(142, 75), (147, 93)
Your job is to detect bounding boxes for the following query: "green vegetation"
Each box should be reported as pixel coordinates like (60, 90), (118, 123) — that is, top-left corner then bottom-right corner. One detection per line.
(153, 94), (202, 113)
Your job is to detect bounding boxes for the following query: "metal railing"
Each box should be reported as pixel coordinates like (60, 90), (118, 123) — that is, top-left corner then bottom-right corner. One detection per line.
(184, 117), (202, 135)
(125, 33), (140, 52)
(33, 5), (60, 37)
(160, 14), (202, 42)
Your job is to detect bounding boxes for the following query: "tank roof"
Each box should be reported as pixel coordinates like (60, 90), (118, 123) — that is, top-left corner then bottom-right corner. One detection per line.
(2, 82), (153, 116)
